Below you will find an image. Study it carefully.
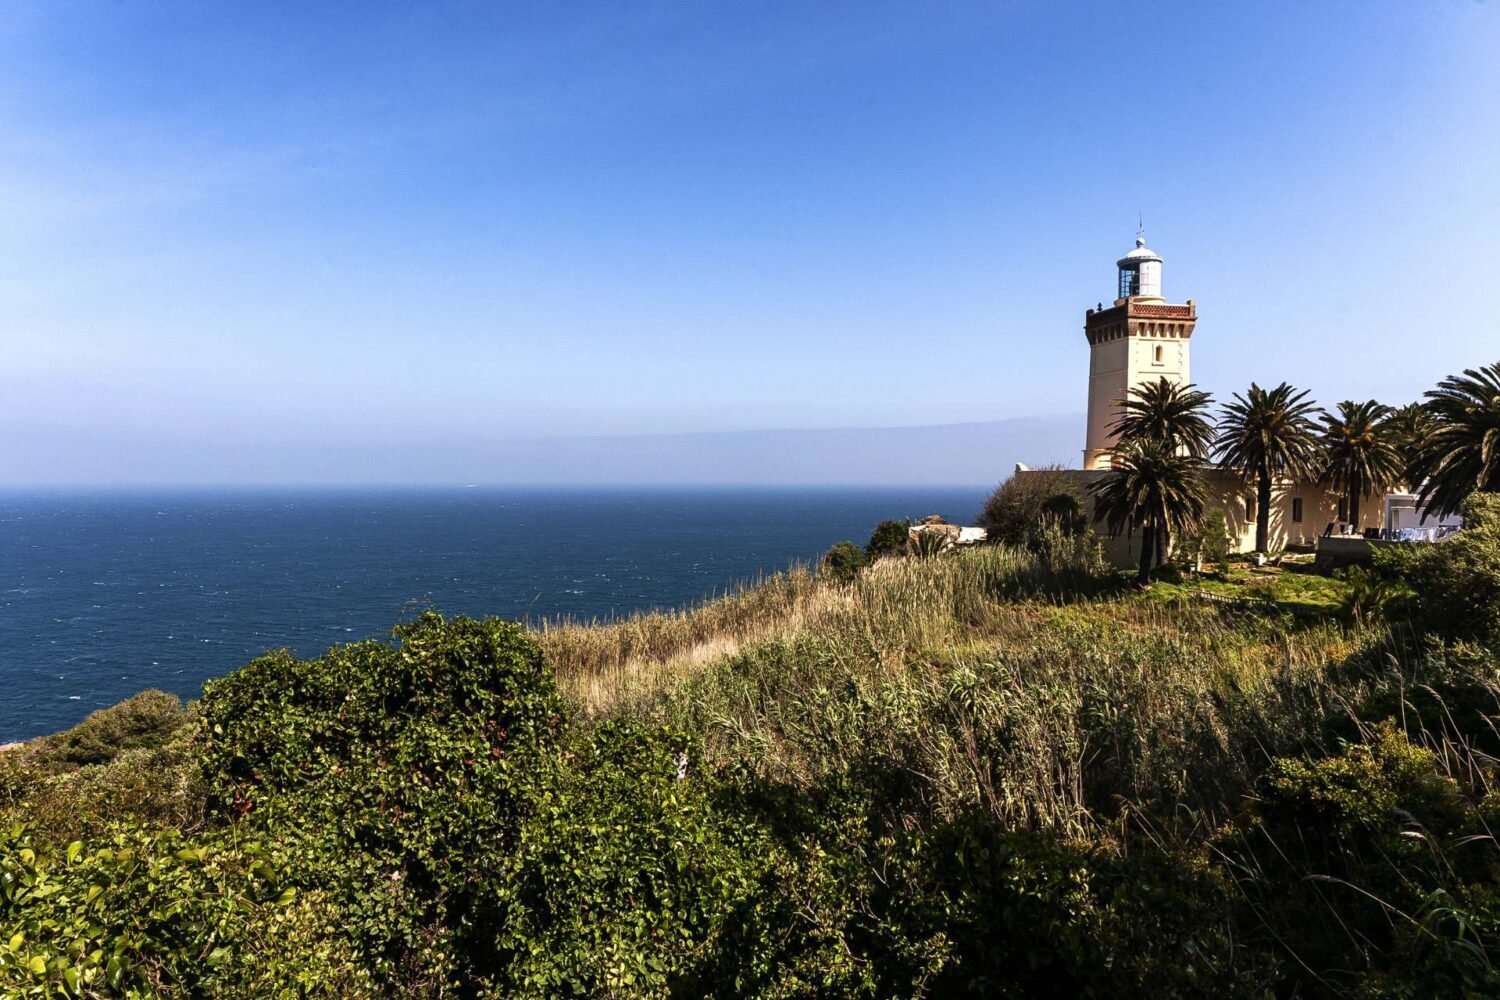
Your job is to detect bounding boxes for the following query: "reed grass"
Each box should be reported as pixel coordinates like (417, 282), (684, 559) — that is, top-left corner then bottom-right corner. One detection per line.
(535, 541), (1402, 838)
(537, 544), (1084, 714)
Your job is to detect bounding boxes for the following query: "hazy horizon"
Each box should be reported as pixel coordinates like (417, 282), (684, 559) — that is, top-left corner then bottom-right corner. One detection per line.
(5, 2), (1498, 485)
(3, 414), (1077, 489)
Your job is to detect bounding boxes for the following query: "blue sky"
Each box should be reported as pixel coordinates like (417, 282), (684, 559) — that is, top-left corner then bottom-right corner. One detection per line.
(3, 1), (1498, 484)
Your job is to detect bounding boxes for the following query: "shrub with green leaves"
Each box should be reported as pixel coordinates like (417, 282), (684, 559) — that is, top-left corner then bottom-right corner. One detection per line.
(197, 613), (565, 990)
(978, 467), (1086, 550)
(866, 519), (911, 559)
(872, 816), (1262, 999)
(1, 693), (203, 848)
(1336, 564), (1403, 622)
(1219, 725), (1500, 997)
(820, 541), (867, 584)
(0, 823), (358, 999)
(1374, 492), (1500, 649)
(44, 691), (187, 769)
(485, 722), (772, 997)
(194, 615), (779, 995)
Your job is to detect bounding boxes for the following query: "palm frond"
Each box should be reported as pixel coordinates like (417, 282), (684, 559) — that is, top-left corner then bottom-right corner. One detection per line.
(1109, 377), (1215, 458)
(1213, 381), (1324, 484)
(1317, 399), (1403, 501)
(1089, 439), (1210, 539)
(1409, 362), (1500, 518)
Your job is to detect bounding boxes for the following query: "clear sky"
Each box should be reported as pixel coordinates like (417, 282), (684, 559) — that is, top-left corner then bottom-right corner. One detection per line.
(4, 1), (1498, 484)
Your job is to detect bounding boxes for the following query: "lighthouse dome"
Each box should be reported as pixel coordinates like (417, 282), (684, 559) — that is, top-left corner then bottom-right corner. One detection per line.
(1116, 235), (1163, 267)
(1115, 234), (1163, 301)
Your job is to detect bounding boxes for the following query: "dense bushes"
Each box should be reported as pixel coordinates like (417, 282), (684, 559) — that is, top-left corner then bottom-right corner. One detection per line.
(5, 514), (1500, 996)
(865, 519), (910, 559)
(978, 466), (1086, 550)
(872, 818), (1260, 998)
(819, 541), (867, 584)
(45, 691), (187, 768)
(0, 693), (202, 845)
(491, 722), (772, 997)
(1219, 725), (1500, 997)
(1375, 493), (1500, 648)
(0, 824), (356, 998)
(194, 615), (828, 995)
(199, 614), (570, 992)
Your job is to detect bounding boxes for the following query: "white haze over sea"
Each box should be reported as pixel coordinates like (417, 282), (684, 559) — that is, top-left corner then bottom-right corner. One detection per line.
(3, 416), (1078, 488)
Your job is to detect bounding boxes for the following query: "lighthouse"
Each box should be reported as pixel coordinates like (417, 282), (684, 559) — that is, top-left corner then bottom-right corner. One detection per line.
(1081, 234), (1198, 469)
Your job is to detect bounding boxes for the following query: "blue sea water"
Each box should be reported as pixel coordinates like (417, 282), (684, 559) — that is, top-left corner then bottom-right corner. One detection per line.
(0, 487), (984, 742)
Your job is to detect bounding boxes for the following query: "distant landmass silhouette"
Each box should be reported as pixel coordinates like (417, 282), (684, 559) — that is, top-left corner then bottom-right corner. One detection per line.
(475, 417), (1080, 486)
(4, 416), (1079, 487)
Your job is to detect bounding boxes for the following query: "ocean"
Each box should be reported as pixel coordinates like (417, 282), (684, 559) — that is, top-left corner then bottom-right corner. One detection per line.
(0, 486), (984, 742)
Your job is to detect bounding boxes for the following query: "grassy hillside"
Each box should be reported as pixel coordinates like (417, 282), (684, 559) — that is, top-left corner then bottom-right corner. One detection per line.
(3, 514), (1499, 998)
(538, 547), (1365, 834)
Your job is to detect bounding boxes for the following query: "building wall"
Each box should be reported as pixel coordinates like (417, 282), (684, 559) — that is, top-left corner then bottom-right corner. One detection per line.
(1083, 313), (1193, 470)
(1016, 467), (1387, 568)
(1204, 469), (1385, 552)
(1083, 338), (1129, 468)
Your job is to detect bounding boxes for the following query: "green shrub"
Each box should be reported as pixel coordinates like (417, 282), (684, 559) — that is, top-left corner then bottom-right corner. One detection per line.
(1, 737), (206, 847)
(1219, 725), (1500, 997)
(874, 815), (1261, 998)
(905, 531), (939, 558)
(1375, 492), (1500, 649)
(1467, 492), (1500, 531)
(44, 690), (187, 769)
(1, 692), (202, 847)
(820, 540), (867, 584)
(866, 519), (912, 559)
(200, 613), (561, 815)
(1178, 508), (1232, 572)
(1336, 565), (1403, 622)
(193, 615), (780, 995)
(486, 722), (770, 997)
(705, 758), (1260, 998)
(198, 613), (565, 990)
(0, 823), (357, 998)
(978, 467), (1086, 550)
(991, 522), (1109, 598)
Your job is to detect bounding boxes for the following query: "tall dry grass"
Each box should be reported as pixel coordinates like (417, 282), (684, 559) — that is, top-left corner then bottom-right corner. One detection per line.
(536, 540), (1403, 838)
(535, 566), (824, 713)
(654, 597), (1380, 836)
(537, 543), (1095, 714)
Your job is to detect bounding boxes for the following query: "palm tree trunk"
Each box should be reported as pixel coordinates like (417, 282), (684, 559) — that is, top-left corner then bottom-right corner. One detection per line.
(1137, 522), (1155, 586)
(1255, 469), (1272, 553)
(1349, 489), (1361, 532)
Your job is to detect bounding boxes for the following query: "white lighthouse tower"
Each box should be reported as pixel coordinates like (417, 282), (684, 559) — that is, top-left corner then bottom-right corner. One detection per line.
(1081, 234), (1197, 469)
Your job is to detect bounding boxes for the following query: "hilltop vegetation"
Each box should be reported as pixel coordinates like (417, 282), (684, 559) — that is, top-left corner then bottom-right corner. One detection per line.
(4, 499), (1500, 998)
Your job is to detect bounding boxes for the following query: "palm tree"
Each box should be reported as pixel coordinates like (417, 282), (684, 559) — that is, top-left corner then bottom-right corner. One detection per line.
(1386, 402), (1437, 460)
(1407, 362), (1500, 519)
(1214, 382), (1323, 553)
(1090, 438), (1210, 585)
(1318, 400), (1403, 530)
(1110, 377), (1215, 458)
